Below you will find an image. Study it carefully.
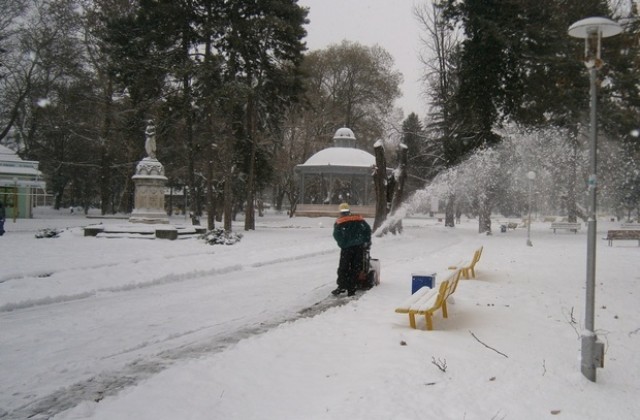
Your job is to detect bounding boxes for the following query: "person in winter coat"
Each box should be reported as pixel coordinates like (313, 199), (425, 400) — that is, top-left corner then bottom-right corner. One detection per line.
(332, 203), (371, 296)
(0, 201), (5, 236)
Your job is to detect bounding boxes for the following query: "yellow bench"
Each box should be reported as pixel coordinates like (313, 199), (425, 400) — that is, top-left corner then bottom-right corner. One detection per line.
(395, 268), (462, 330)
(448, 246), (483, 279)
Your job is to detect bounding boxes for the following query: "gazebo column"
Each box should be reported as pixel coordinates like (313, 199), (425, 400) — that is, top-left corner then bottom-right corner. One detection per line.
(299, 173), (306, 204)
(363, 173), (369, 204)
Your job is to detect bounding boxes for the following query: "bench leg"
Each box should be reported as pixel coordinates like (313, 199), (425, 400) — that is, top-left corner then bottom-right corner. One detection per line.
(409, 313), (417, 329)
(425, 313), (434, 331)
(441, 301), (448, 319)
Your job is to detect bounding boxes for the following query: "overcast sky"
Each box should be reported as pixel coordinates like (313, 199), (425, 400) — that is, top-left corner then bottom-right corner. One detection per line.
(298, 0), (427, 119)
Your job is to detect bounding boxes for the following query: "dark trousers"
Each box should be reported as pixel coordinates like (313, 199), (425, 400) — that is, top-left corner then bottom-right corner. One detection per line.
(337, 244), (365, 291)
(0, 219), (4, 236)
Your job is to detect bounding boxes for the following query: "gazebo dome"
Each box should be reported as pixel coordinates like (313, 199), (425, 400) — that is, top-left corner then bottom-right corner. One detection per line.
(300, 147), (374, 169)
(334, 127), (355, 139)
(299, 127), (373, 169)
(333, 127), (356, 147)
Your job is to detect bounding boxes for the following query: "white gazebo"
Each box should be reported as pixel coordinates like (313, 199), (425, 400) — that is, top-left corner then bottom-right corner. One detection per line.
(295, 128), (377, 217)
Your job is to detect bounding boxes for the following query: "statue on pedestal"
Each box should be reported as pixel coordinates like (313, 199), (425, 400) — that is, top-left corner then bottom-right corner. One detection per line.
(129, 119), (168, 224)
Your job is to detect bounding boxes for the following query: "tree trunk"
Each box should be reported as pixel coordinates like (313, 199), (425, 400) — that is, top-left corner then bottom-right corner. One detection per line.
(244, 93), (256, 231)
(372, 142), (388, 232)
(182, 31), (197, 219)
(100, 79), (114, 215)
(206, 155), (215, 230)
(445, 194), (455, 227)
(478, 197), (492, 234)
(388, 145), (408, 234)
(223, 167), (233, 232)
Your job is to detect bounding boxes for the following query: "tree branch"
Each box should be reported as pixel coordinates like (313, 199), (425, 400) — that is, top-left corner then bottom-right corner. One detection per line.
(469, 330), (509, 358)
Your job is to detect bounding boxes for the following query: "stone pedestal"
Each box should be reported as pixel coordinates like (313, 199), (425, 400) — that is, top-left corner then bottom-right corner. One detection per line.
(129, 157), (169, 224)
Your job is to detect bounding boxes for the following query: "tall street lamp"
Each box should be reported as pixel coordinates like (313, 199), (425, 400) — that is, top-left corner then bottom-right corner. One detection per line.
(526, 171), (536, 247)
(568, 16), (622, 382)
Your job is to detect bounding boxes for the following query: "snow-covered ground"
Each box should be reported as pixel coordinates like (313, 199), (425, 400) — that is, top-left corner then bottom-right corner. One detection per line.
(1, 208), (638, 419)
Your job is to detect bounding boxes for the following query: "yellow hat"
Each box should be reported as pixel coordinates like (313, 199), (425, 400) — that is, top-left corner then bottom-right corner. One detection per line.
(339, 203), (350, 213)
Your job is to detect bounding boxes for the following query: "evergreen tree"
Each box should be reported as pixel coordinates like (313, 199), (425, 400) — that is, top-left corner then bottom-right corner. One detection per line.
(401, 113), (443, 194)
(437, 0), (617, 231)
(214, 0), (308, 230)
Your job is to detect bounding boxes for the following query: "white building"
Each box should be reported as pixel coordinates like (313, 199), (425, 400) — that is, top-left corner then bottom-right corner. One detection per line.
(0, 145), (47, 219)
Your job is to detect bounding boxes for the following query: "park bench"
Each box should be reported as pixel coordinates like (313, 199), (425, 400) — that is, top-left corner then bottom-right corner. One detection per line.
(448, 246), (483, 279)
(395, 268), (463, 330)
(550, 222), (581, 233)
(498, 221), (519, 231)
(621, 223), (640, 230)
(605, 229), (640, 246)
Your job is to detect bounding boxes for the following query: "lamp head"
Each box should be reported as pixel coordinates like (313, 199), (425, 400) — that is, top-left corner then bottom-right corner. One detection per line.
(568, 17), (622, 69)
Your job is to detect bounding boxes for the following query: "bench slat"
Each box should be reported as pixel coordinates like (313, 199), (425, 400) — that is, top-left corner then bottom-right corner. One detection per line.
(395, 287), (437, 313)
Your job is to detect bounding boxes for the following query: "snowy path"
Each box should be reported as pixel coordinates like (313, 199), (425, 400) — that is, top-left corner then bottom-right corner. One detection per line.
(1, 233), (332, 417)
(0, 219), (464, 419)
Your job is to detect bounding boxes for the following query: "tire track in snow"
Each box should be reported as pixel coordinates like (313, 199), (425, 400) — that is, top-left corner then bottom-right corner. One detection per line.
(1, 262), (350, 420)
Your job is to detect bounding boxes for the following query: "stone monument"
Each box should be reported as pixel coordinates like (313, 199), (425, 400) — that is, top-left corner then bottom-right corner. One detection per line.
(129, 121), (169, 224)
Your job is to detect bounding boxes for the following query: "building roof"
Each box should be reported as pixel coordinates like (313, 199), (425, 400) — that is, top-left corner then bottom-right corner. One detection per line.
(299, 146), (375, 168)
(0, 145), (21, 161)
(0, 144), (45, 187)
(295, 127), (376, 175)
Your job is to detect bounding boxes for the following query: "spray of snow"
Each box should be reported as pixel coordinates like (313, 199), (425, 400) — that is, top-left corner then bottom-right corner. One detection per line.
(377, 124), (631, 233)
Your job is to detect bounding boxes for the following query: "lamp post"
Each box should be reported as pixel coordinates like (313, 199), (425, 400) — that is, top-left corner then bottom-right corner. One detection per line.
(568, 16), (622, 382)
(526, 171), (536, 247)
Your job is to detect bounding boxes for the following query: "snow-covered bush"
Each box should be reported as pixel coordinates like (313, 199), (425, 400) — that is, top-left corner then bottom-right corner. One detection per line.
(35, 228), (61, 238)
(201, 228), (243, 245)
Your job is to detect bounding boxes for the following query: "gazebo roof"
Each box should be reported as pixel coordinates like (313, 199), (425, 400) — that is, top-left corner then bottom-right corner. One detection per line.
(300, 147), (375, 168)
(295, 127), (375, 175)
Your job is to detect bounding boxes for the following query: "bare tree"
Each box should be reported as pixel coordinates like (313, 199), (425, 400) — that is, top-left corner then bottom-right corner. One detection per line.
(301, 41), (403, 150)
(414, 1), (460, 227)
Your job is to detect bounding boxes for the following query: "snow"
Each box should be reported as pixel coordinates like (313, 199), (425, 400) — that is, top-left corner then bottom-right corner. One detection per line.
(1, 208), (639, 420)
(0, 145), (21, 161)
(300, 147), (375, 167)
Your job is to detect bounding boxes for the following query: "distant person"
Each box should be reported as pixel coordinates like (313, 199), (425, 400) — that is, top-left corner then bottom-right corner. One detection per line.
(332, 203), (371, 296)
(0, 201), (5, 236)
